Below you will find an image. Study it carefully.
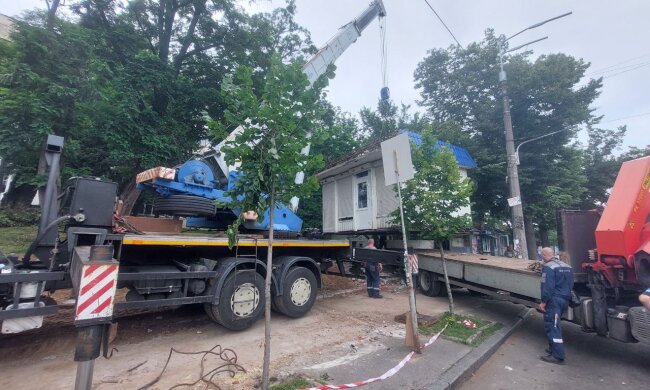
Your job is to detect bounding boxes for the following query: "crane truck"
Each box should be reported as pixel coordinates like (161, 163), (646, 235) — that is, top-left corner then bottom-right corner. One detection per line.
(414, 155), (650, 345)
(0, 0), (386, 341)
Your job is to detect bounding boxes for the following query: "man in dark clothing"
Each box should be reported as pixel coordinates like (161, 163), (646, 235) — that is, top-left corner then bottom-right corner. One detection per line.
(539, 247), (573, 365)
(365, 239), (383, 298)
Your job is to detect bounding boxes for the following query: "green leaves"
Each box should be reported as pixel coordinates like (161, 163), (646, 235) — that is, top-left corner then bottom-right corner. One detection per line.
(413, 30), (604, 231)
(219, 55), (325, 245)
(391, 128), (473, 242)
(0, 2), (317, 207)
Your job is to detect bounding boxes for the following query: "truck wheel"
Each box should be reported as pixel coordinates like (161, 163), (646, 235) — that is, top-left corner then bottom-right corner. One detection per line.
(418, 271), (442, 297)
(205, 272), (265, 331)
(273, 267), (317, 318)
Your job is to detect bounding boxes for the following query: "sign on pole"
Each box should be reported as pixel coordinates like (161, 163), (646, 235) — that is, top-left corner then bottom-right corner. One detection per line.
(507, 196), (522, 207)
(380, 133), (420, 353)
(381, 133), (414, 186)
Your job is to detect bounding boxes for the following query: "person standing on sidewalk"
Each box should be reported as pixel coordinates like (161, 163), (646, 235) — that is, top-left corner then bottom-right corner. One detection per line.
(539, 247), (573, 365)
(364, 238), (383, 299)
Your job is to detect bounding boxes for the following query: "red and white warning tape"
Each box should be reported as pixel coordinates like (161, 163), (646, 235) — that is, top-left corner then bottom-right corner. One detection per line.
(300, 325), (447, 390)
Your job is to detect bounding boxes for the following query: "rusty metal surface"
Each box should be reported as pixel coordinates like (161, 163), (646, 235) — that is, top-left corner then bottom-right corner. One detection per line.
(123, 216), (182, 233)
(89, 245), (114, 261)
(74, 325), (103, 361)
(557, 209), (600, 282)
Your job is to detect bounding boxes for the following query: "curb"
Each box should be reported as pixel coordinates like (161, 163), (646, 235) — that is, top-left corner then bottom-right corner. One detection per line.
(424, 307), (535, 390)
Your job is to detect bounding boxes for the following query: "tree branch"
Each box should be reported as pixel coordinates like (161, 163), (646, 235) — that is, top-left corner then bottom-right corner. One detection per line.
(174, 0), (206, 70)
(174, 43), (217, 68)
(46, 0), (61, 30)
(134, 13), (157, 54)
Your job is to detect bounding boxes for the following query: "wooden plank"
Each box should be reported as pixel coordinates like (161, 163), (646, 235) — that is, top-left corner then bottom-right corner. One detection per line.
(135, 167), (175, 184)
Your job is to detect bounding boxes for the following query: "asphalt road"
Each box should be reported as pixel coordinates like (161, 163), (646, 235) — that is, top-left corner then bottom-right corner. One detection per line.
(461, 310), (650, 390)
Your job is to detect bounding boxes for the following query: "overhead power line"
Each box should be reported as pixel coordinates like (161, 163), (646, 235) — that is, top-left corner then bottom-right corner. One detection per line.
(422, 0), (463, 49)
(602, 111), (650, 124)
(586, 60), (650, 78)
(602, 62), (650, 79)
(586, 52), (650, 75)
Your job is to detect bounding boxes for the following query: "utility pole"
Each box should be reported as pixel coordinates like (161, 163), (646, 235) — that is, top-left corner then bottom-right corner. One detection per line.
(498, 59), (527, 259)
(497, 11), (571, 259)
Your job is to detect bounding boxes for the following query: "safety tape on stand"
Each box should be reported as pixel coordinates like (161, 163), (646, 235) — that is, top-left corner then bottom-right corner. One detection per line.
(300, 325), (448, 390)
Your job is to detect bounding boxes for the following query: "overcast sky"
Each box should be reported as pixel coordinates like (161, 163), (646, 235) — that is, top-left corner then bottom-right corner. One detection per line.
(2, 0), (648, 150)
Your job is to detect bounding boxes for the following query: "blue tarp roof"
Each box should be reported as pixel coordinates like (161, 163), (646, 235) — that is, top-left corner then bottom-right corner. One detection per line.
(400, 130), (477, 169)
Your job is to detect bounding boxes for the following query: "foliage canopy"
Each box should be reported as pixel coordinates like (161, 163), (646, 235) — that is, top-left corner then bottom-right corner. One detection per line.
(391, 127), (473, 242)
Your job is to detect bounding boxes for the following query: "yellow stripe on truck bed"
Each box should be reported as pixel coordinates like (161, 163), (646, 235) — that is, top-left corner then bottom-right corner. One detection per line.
(123, 234), (349, 248)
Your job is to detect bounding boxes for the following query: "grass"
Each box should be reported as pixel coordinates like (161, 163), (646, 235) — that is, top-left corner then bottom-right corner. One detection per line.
(0, 225), (37, 255)
(270, 377), (312, 390)
(419, 312), (502, 346)
(472, 321), (503, 346)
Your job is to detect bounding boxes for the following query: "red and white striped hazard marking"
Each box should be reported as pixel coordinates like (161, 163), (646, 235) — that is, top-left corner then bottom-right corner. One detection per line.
(300, 325), (447, 390)
(75, 263), (119, 321)
(407, 254), (418, 274)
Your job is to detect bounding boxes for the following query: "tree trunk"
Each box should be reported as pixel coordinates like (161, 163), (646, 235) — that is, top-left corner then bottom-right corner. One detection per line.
(119, 178), (141, 216)
(46, 0), (61, 30)
(539, 227), (550, 247)
(525, 217), (537, 260)
(262, 184), (275, 390)
(152, 0), (178, 114)
(440, 246), (454, 314)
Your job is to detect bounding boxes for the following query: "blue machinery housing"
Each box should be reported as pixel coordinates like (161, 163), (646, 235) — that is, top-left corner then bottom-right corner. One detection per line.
(137, 160), (303, 232)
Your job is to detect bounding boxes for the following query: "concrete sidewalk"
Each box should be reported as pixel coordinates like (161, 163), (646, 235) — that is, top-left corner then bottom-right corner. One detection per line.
(296, 291), (530, 390)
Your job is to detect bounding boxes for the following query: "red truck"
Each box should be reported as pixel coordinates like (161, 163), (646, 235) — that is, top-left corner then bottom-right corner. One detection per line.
(415, 155), (650, 344)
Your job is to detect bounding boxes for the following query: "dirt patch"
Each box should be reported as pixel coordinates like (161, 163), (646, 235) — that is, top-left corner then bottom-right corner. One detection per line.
(321, 274), (359, 291)
(394, 312), (440, 327)
(0, 278), (444, 390)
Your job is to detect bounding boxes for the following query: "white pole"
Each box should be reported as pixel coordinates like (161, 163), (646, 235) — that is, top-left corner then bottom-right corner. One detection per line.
(394, 150), (421, 353)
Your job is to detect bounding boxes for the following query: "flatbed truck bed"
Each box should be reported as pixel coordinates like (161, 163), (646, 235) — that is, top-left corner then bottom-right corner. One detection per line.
(416, 251), (542, 305)
(123, 233), (350, 249)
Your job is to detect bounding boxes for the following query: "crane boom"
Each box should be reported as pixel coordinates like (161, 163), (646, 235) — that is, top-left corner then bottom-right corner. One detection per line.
(207, 1), (386, 188)
(303, 0), (386, 85)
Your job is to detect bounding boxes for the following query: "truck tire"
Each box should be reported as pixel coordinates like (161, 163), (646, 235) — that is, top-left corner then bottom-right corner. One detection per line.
(273, 267), (318, 318)
(205, 272), (265, 331)
(154, 195), (216, 217)
(418, 271), (442, 297)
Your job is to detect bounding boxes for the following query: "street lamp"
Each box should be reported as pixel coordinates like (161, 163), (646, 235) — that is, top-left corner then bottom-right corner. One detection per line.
(515, 129), (568, 165)
(498, 12), (571, 260)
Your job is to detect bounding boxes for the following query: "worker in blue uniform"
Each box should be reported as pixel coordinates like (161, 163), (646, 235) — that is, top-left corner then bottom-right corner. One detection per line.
(364, 239), (383, 299)
(539, 247), (573, 365)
